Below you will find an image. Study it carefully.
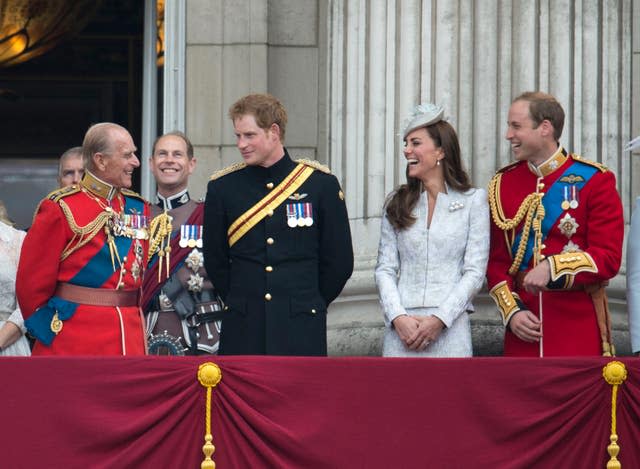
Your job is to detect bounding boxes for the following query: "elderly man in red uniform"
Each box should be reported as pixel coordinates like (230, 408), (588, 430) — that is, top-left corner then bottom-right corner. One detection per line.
(487, 92), (623, 356)
(17, 123), (150, 355)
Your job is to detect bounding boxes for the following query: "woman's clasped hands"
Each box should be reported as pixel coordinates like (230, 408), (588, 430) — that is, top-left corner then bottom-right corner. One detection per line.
(392, 314), (445, 351)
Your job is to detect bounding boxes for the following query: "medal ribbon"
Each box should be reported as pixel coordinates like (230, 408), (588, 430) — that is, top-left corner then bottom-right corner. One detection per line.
(227, 163), (315, 246)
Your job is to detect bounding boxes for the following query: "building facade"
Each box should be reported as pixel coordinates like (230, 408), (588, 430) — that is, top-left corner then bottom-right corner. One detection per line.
(167, 0), (639, 355)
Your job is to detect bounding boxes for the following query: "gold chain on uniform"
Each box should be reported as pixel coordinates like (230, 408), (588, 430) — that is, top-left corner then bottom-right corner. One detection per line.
(488, 173), (545, 275)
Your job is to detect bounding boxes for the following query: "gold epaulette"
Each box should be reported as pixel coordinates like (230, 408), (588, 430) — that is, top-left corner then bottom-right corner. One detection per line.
(570, 154), (608, 172)
(495, 160), (520, 174)
(46, 185), (81, 203)
(296, 158), (331, 174)
(210, 162), (247, 181)
(121, 188), (146, 202)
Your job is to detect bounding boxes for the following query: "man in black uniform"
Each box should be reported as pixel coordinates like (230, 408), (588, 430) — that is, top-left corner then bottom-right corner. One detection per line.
(203, 93), (353, 356)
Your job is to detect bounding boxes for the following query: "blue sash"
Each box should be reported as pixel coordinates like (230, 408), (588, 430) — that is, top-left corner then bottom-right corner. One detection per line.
(511, 161), (598, 271)
(26, 196), (144, 344)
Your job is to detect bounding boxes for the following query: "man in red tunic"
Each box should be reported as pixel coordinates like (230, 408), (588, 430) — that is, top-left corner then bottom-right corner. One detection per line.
(487, 92), (623, 356)
(16, 123), (150, 355)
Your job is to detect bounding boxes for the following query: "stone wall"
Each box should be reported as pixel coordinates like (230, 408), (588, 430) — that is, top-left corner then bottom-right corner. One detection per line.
(180, 0), (640, 357)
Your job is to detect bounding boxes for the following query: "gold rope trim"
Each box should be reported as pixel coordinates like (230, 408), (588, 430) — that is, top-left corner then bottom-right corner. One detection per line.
(198, 362), (222, 469)
(488, 174), (545, 275)
(602, 361), (627, 469)
(147, 211), (173, 281)
(58, 199), (112, 261)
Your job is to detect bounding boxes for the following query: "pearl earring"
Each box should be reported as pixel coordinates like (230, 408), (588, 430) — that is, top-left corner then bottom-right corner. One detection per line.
(436, 160), (440, 166)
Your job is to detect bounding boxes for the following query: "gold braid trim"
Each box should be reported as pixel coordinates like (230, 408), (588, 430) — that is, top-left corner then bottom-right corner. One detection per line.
(488, 173), (545, 275)
(58, 200), (112, 261)
(147, 211), (173, 281)
(295, 158), (331, 174)
(210, 162), (246, 181)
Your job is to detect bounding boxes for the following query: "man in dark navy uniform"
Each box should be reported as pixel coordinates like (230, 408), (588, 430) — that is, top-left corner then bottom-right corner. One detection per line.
(203, 93), (353, 356)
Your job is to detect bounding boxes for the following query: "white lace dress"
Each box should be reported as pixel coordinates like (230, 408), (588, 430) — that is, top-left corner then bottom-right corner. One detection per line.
(375, 188), (490, 357)
(0, 221), (30, 356)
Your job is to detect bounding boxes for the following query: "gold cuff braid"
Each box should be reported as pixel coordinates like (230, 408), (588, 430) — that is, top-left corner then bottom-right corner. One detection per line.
(548, 251), (597, 281)
(489, 281), (521, 325)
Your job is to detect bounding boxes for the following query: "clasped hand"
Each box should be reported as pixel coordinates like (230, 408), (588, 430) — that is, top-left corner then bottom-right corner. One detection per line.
(392, 314), (445, 351)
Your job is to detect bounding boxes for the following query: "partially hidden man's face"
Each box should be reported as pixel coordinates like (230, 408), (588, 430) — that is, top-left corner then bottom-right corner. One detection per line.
(98, 129), (140, 189)
(233, 114), (282, 168)
(149, 135), (195, 194)
(58, 155), (84, 188)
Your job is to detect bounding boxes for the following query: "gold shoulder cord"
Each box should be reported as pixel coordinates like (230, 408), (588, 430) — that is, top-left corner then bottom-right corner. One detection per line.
(59, 200), (112, 261)
(488, 173), (545, 275)
(295, 158), (331, 174)
(147, 211), (173, 281)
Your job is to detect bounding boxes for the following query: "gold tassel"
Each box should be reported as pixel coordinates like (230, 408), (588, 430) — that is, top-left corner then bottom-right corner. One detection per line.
(198, 362), (222, 469)
(602, 361), (627, 468)
(147, 211), (173, 280)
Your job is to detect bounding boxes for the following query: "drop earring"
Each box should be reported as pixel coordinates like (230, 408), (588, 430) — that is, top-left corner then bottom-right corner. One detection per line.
(436, 160), (440, 166)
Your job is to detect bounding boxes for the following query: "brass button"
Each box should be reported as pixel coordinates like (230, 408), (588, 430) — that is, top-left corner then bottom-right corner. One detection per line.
(311, 309), (316, 314)
(224, 306), (229, 311)
(265, 266), (273, 272)
(267, 237), (274, 245)
(267, 209), (274, 217)
(265, 293), (272, 301)
(266, 182), (274, 189)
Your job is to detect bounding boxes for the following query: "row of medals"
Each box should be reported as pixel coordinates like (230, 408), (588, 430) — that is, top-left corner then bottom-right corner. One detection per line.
(179, 224), (203, 248)
(108, 211), (150, 240)
(558, 185), (580, 242)
(286, 202), (314, 228)
(181, 225), (205, 293)
(560, 185), (579, 211)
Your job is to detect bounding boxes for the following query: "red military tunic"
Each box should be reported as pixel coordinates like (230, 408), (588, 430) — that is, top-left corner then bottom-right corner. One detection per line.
(486, 147), (623, 356)
(16, 171), (150, 355)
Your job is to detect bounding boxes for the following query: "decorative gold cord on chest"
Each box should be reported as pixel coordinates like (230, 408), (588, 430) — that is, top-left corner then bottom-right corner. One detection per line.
(488, 174), (546, 275)
(59, 199), (114, 261)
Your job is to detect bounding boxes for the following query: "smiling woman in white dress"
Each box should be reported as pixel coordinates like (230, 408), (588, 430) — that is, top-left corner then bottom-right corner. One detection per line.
(375, 104), (490, 357)
(0, 203), (30, 356)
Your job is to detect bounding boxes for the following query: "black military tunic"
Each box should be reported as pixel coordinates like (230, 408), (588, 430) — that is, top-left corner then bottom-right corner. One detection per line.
(203, 150), (354, 355)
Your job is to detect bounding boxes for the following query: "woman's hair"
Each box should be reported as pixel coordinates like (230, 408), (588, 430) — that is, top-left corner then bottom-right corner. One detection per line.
(385, 120), (472, 230)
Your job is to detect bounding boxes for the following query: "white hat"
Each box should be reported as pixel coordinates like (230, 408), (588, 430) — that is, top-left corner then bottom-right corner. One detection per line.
(401, 103), (444, 139)
(625, 136), (640, 152)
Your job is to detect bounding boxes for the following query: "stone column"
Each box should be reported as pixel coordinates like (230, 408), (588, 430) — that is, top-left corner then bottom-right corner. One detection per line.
(326, 0), (636, 355)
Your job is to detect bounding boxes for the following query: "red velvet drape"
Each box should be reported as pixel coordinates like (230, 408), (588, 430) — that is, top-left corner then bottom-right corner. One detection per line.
(1, 357), (638, 468)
